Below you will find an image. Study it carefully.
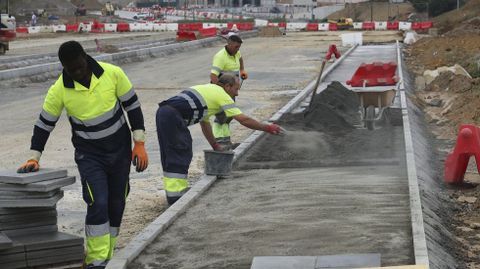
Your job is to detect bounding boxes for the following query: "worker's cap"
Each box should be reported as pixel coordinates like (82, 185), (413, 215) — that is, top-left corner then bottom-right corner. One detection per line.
(228, 34), (243, 44)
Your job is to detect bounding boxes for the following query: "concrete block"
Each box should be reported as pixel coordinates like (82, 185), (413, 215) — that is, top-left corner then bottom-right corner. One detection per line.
(0, 260), (28, 269)
(0, 252), (26, 263)
(315, 253), (381, 268)
(0, 169), (68, 184)
(9, 231), (83, 251)
(0, 191), (63, 207)
(26, 245), (84, 259)
(0, 210), (57, 230)
(27, 254), (84, 267)
(3, 225), (57, 237)
(0, 189), (61, 199)
(0, 232), (12, 250)
(0, 207), (55, 215)
(251, 256), (316, 269)
(0, 176), (75, 192)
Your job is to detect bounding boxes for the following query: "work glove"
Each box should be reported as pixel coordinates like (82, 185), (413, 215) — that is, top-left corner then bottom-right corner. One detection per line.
(17, 159), (40, 173)
(132, 141), (148, 172)
(212, 143), (229, 152)
(264, 124), (286, 136)
(240, 70), (248, 80)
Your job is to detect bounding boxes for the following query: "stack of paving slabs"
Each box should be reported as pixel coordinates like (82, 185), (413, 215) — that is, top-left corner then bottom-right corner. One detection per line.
(0, 169), (84, 269)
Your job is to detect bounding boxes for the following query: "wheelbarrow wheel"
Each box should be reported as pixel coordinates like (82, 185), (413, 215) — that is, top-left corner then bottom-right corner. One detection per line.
(365, 105), (375, 130)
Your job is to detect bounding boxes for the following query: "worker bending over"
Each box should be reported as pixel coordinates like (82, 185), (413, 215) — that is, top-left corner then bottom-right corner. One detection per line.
(17, 41), (148, 269)
(156, 74), (283, 205)
(210, 34), (248, 150)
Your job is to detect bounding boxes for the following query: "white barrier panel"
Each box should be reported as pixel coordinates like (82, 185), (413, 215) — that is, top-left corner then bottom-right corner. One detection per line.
(104, 23), (117, 32)
(217, 23), (227, 28)
(39, 25), (53, 33)
(52, 24), (66, 32)
(255, 19), (268, 27)
(319, 23), (329, 31)
(286, 22), (307, 31)
(28, 26), (40, 34)
(353, 22), (363, 30)
(165, 23), (178, 31)
(399, 21), (412, 31)
(153, 23), (165, 31)
(341, 32), (363, 46)
(129, 23), (143, 31)
(142, 23), (154, 31)
(78, 23), (92, 32)
(375, 21), (387, 30)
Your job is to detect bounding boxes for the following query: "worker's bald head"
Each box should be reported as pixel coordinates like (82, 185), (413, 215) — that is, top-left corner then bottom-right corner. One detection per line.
(217, 74), (240, 98)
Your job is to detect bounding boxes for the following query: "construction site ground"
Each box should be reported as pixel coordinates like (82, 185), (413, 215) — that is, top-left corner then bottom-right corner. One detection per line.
(0, 31), (400, 253)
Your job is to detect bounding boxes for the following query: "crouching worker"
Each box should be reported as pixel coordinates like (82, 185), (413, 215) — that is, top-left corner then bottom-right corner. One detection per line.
(156, 74), (284, 205)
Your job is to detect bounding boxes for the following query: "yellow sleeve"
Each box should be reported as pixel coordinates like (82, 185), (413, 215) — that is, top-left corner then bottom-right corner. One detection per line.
(114, 66), (133, 98)
(218, 92), (242, 117)
(42, 81), (64, 117)
(211, 53), (223, 76)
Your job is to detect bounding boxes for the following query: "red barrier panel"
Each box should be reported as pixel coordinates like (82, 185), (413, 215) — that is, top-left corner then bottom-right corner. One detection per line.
(189, 22), (203, 31)
(176, 31), (197, 41)
(278, 22), (287, 28)
(444, 125), (480, 184)
(362, 22), (375, 30)
(91, 21), (105, 33)
(387, 21), (399, 30)
(66, 24), (78, 32)
(421, 21), (433, 29)
(411, 22), (422, 30)
(178, 23), (189, 31)
(346, 62), (397, 87)
(328, 23), (337, 31)
(238, 23), (254, 30)
(198, 27), (217, 37)
(117, 23), (130, 32)
(15, 27), (28, 33)
(306, 23), (318, 31)
(0, 29), (16, 41)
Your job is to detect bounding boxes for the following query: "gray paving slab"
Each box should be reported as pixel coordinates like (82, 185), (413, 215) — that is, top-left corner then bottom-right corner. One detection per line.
(0, 207), (55, 215)
(1, 260), (28, 269)
(9, 231), (83, 251)
(0, 252), (26, 263)
(315, 253), (381, 268)
(0, 169), (68, 184)
(0, 176), (75, 192)
(0, 208), (56, 223)
(0, 189), (60, 199)
(251, 256), (316, 269)
(27, 254), (85, 267)
(0, 232), (12, 250)
(0, 212), (57, 230)
(26, 245), (84, 259)
(2, 225), (57, 237)
(0, 191), (63, 207)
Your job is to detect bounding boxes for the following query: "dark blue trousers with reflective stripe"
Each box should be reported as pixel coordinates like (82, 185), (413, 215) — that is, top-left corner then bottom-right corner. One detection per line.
(75, 145), (131, 267)
(156, 105), (192, 204)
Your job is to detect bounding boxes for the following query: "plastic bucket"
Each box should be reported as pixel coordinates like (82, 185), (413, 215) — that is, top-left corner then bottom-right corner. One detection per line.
(204, 150), (234, 176)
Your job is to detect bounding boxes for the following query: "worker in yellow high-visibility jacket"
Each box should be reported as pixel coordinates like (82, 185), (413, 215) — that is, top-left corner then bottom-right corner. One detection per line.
(210, 35), (248, 150)
(156, 74), (284, 205)
(17, 41), (148, 269)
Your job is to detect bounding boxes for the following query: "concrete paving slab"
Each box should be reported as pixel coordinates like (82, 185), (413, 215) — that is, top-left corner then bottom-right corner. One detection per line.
(26, 245), (84, 259)
(0, 207), (55, 215)
(0, 208), (56, 223)
(0, 189), (60, 199)
(27, 254), (84, 267)
(315, 253), (381, 268)
(0, 191), (63, 207)
(0, 176), (75, 192)
(0, 169), (68, 184)
(0, 252), (26, 263)
(0, 211), (57, 230)
(1, 260), (28, 269)
(0, 232), (12, 250)
(251, 256), (316, 269)
(9, 231), (83, 251)
(2, 225), (57, 237)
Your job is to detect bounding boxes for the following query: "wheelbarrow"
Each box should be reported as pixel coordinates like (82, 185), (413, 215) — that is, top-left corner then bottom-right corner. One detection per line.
(346, 62), (399, 130)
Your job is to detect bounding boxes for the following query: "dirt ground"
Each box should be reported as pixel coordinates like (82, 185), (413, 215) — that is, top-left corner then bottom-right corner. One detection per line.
(327, 2), (416, 22)
(0, 32), (354, 251)
(405, 6), (480, 265)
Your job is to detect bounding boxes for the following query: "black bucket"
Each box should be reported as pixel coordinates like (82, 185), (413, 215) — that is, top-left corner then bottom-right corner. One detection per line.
(204, 150), (234, 176)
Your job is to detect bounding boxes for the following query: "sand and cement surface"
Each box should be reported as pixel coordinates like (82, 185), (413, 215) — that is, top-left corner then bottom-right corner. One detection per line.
(129, 82), (413, 268)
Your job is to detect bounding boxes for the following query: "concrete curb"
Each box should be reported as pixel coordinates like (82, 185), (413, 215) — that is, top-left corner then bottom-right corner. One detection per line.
(0, 31), (258, 81)
(106, 43), (356, 269)
(397, 40), (430, 268)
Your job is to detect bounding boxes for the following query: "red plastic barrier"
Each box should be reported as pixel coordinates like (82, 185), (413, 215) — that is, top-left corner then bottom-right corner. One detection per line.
(328, 23), (337, 31)
(198, 27), (217, 37)
(278, 22), (287, 28)
(444, 125), (480, 184)
(411, 22), (422, 30)
(66, 24), (78, 32)
(189, 22), (203, 31)
(0, 29), (16, 41)
(238, 23), (254, 30)
(176, 31), (197, 41)
(387, 21), (399, 30)
(117, 23), (130, 32)
(91, 21), (105, 33)
(178, 23), (189, 31)
(15, 27), (28, 33)
(362, 22), (375, 30)
(421, 21), (433, 29)
(346, 62), (397, 87)
(306, 23), (318, 31)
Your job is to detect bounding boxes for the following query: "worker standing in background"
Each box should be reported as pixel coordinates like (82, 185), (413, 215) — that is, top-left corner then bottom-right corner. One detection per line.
(16, 41), (148, 269)
(156, 74), (283, 205)
(210, 35), (248, 150)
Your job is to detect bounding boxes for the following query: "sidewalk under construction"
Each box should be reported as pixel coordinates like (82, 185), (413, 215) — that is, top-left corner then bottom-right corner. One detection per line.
(106, 43), (456, 269)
